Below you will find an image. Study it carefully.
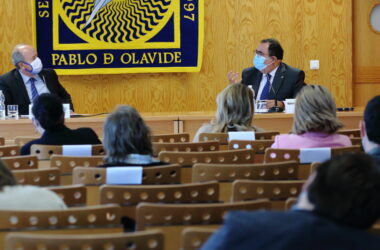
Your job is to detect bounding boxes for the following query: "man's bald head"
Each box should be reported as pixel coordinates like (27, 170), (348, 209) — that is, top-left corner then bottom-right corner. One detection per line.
(12, 44), (37, 68)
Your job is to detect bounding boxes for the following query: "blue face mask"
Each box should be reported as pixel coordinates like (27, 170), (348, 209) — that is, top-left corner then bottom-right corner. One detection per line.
(253, 54), (268, 71)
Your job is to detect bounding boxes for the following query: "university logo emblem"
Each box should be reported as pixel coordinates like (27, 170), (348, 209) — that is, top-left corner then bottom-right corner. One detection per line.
(33, 0), (204, 75)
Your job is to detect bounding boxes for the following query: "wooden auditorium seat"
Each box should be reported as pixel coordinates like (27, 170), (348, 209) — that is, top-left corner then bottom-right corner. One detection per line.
(231, 180), (305, 210)
(50, 155), (104, 185)
(5, 230), (164, 250)
(285, 197), (298, 210)
(228, 139), (274, 162)
(73, 165), (181, 205)
(13, 136), (39, 147)
(99, 182), (219, 220)
(50, 155), (105, 174)
(152, 133), (190, 143)
(12, 168), (60, 186)
(337, 129), (361, 138)
(2, 155), (38, 170)
(264, 146), (361, 179)
(30, 144), (105, 160)
(181, 228), (216, 250)
(199, 131), (279, 144)
(0, 205), (123, 247)
(152, 141), (219, 157)
(350, 137), (362, 146)
(0, 145), (20, 157)
(48, 185), (87, 207)
(158, 149), (255, 183)
(136, 200), (270, 250)
(192, 161), (299, 201)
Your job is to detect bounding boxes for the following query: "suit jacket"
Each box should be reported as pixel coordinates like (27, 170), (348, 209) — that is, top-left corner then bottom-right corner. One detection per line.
(0, 68), (73, 115)
(20, 124), (101, 155)
(202, 210), (380, 250)
(241, 62), (305, 101)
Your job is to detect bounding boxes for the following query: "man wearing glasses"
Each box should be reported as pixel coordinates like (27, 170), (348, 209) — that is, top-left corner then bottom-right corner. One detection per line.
(228, 38), (305, 110)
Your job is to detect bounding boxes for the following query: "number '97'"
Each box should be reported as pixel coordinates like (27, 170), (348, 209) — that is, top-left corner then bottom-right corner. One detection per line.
(183, 2), (196, 21)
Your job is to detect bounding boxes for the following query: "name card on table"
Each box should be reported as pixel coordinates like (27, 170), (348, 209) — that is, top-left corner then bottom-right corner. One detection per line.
(29, 103), (71, 119)
(106, 167), (143, 185)
(62, 144), (92, 156)
(228, 131), (256, 142)
(299, 147), (331, 164)
(284, 99), (296, 114)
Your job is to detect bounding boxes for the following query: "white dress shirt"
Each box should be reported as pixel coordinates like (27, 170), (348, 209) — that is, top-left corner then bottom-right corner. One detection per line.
(256, 66), (279, 100)
(19, 71), (50, 102)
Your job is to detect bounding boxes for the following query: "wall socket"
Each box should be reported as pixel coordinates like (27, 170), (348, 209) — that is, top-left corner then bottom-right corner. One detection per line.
(310, 60), (319, 70)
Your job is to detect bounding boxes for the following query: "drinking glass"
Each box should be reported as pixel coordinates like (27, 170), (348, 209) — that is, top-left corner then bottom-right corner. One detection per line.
(255, 100), (268, 113)
(7, 105), (19, 119)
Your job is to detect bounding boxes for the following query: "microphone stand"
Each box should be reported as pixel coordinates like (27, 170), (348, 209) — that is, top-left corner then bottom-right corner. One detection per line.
(267, 83), (284, 113)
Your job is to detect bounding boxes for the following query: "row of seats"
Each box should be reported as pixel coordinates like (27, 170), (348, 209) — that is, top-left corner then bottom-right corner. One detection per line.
(0, 129), (365, 250)
(5, 228), (214, 250)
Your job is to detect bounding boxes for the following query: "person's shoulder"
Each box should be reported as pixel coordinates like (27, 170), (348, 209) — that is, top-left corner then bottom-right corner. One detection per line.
(0, 69), (18, 82)
(274, 133), (299, 141)
(41, 68), (56, 74)
(281, 62), (303, 74)
(72, 127), (101, 142)
(73, 127), (97, 135)
(242, 66), (257, 75)
(272, 133), (303, 149)
(3, 185), (50, 196)
(333, 133), (353, 146)
(227, 210), (298, 224)
(20, 138), (42, 155)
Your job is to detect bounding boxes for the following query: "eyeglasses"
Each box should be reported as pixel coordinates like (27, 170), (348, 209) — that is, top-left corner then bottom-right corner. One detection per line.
(255, 50), (269, 57)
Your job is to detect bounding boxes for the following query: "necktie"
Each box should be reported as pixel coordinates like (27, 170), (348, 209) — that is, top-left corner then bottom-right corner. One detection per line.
(260, 74), (271, 100)
(29, 78), (39, 101)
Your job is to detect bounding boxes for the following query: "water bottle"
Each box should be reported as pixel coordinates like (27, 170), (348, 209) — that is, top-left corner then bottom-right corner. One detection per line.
(248, 85), (257, 112)
(0, 90), (6, 120)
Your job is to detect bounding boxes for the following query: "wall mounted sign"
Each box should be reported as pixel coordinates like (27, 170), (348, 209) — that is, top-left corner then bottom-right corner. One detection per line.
(33, 0), (204, 75)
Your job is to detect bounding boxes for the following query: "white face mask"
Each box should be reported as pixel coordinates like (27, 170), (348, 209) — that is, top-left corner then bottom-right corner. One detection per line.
(25, 57), (43, 75)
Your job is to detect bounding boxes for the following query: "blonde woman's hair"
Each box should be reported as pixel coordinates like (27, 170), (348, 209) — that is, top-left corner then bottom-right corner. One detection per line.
(211, 83), (255, 132)
(292, 85), (343, 134)
(103, 105), (153, 164)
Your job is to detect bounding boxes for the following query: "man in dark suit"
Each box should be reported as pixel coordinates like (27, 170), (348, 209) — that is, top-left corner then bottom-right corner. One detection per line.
(202, 153), (380, 250)
(0, 44), (73, 115)
(228, 38), (305, 110)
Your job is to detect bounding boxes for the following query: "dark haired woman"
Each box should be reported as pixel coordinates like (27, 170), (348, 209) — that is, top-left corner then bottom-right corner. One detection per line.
(21, 93), (101, 155)
(99, 105), (167, 167)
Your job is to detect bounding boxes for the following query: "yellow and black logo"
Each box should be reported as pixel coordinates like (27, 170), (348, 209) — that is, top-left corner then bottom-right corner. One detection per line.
(33, 0), (203, 75)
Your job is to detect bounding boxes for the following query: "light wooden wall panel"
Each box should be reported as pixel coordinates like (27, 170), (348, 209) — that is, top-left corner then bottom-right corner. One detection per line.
(353, 0), (380, 106)
(354, 83), (380, 106)
(0, 0), (353, 114)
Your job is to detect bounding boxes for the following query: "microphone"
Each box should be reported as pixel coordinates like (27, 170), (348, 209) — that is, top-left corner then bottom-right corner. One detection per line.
(268, 81), (284, 113)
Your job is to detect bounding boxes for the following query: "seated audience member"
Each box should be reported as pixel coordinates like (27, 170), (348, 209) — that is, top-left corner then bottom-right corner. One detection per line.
(202, 153), (380, 250)
(271, 85), (351, 148)
(0, 160), (66, 210)
(21, 93), (101, 155)
(193, 83), (264, 142)
(99, 105), (167, 167)
(360, 95), (380, 166)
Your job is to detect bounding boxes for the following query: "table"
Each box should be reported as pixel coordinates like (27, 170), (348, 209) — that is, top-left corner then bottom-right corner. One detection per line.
(177, 109), (365, 140)
(0, 113), (179, 140)
(0, 110), (364, 141)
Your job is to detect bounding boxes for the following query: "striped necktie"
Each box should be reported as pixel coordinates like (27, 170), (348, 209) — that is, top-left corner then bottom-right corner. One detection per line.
(260, 74), (272, 100)
(29, 78), (39, 101)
